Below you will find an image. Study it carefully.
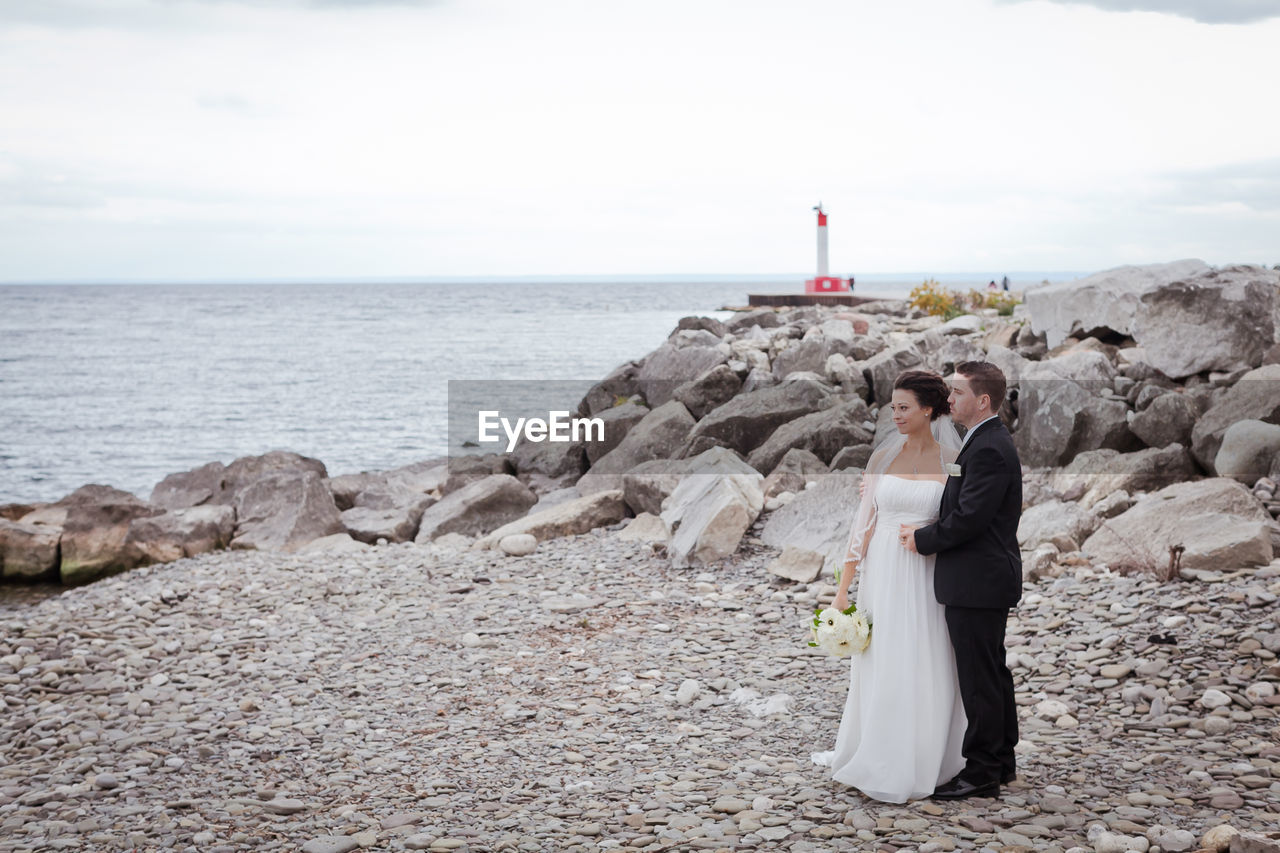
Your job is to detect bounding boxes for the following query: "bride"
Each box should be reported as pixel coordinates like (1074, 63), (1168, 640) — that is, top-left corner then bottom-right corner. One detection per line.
(811, 369), (968, 803)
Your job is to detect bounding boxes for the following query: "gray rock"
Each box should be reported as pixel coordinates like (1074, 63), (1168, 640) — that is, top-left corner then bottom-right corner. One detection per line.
(1133, 265), (1279, 379)
(577, 359), (642, 417)
(672, 364), (743, 420)
(659, 448), (764, 569)
(301, 838), (359, 853)
(635, 334), (727, 408)
(681, 379), (834, 458)
(229, 471), (345, 553)
(860, 335), (924, 405)
(576, 401), (697, 494)
(760, 469), (862, 582)
(414, 474), (538, 542)
(151, 450), (328, 510)
(1050, 445), (1198, 508)
(46, 485), (165, 585)
(1215, 420), (1280, 486)
(761, 447), (828, 500)
(746, 397), (872, 473)
(1026, 259), (1211, 348)
(124, 505), (236, 565)
(1015, 364), (1139, 467)
(474, 489), (627, 549)
(0, 518), (60, 579)
(1129, 391), (1199, 449)
(1082, 478), (1274, 571)
(1017, 500), (1099, 552)
(498, 533), (537, 556)
(1191, 364), (1280, 472)
(767, 546), (825, 583)
(576, 399), (649, 465)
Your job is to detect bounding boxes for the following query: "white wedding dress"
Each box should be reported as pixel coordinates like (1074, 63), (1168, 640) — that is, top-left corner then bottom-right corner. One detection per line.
(811, 474), (968, 803)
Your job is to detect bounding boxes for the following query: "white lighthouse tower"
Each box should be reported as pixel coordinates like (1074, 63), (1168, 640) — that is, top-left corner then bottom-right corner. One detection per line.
(805, 202), (848, 293)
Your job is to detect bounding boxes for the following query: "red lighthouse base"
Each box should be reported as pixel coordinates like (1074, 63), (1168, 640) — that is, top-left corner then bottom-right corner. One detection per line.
(805, 276), (848, 293)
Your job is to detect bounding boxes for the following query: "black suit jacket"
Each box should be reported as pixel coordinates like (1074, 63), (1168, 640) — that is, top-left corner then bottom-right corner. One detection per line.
(914, 417), (1023, 609)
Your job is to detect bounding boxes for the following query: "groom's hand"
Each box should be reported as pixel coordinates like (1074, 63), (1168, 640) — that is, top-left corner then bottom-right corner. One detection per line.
(899, 524), (920, 553)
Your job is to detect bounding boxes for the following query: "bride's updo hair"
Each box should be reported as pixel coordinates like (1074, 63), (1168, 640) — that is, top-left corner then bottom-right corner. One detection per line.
(892, 370), (951, 421)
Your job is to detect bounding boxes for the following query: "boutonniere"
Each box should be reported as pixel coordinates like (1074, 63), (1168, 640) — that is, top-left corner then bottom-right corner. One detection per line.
(946, 463), (962, 477)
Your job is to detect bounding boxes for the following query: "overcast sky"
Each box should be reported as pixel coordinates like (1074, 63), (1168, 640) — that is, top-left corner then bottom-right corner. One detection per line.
(1, 0), (1278, 282)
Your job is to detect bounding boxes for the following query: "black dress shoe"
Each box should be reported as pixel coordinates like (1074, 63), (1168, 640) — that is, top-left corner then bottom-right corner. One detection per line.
(931, 776), (1000, 800)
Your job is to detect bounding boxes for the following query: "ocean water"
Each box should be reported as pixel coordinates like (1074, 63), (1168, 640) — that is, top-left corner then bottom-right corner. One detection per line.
(0, 275), (1066, 505)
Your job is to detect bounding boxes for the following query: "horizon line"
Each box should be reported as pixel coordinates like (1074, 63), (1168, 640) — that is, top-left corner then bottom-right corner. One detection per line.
(0, 270), (1090, 286)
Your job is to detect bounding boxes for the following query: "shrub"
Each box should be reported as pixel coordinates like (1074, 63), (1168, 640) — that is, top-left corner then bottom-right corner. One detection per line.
(908, 279), (966, 320)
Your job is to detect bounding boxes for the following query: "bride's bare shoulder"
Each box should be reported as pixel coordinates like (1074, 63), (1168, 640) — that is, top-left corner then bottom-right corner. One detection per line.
(941, 444), (961, 464)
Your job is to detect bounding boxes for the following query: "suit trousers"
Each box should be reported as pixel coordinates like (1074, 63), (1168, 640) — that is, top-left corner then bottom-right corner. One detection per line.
(944, 605), (1018, 785)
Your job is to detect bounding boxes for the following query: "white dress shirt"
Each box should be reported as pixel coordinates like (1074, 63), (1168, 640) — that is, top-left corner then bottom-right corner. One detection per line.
(959, 414), (1000, 452)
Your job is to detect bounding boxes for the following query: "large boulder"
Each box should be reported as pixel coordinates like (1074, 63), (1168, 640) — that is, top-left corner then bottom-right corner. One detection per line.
(1026, 259), (1211, 348)
(150, 451), (328, 510)
(860, 335), (925, 405)
(1215, 420), (1280, 487)
(1190, 364), (1280, 472)
(327, 458), (447, 509)
(230, 471), (345, 552)
(681, 379), (835, 458)
(0, 519), (60, 580)
(577, 360), (643, 417)
(1014, 363), (1138, 467)
(575, 400), (697, 495)
(759, 470), (863, 583)
(1132, 265), (1279, 379)
(124, 505), (236, 565)
(441, 453), (515, 496)
(659, 447), (765, 569)
(761, 448), (830, 500)
(473, 489), (628, 549)
(1049, 445), (1199, 509)
(340, 498), (434, 544)
(746, 397), (873, 473)
(672, 364), (743, 420)
(581, 399), (651, 463)
(45, 485), (165, 585)
(328, 459), (446, 543)
(1081, 478), (1274, 571)
(635, 332), (727, 408)
(1017, 499), (1100, 552)
(413, 473), (538, 542)
(1128, 391), (1200, 449)
(510, 433), (589, 495)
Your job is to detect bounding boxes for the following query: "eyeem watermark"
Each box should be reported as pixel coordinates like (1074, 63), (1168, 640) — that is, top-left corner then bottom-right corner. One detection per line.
(477, 410), (604, 452)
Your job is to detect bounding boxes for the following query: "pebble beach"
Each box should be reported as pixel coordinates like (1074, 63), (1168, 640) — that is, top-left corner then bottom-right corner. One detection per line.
(3, 521), (1278, 852)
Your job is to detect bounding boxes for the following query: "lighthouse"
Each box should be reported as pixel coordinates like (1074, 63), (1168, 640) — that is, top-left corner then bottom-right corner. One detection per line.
(805, 203), (848, 293)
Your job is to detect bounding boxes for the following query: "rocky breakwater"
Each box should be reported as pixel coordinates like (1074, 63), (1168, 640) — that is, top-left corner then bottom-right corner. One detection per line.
(2, 258), (1280, 850)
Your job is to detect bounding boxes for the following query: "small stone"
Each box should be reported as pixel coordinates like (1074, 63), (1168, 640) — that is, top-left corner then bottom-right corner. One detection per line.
(1201, 824), (1239, 852)
(1200, 688), (1231, 709)
(676, 679), (700, 705)
(499, 533), (537, 556)
(262, 797), (306, 815)
(301, 838), (359, 853)
(93, 773), (118, 790)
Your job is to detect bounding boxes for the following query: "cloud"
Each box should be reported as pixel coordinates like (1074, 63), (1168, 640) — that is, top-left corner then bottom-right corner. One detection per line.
(1153, 158), (1280, 213)
(0, 0), (441, 30)
(996, 0), (1280, 24)
(195, 93), (280, 118)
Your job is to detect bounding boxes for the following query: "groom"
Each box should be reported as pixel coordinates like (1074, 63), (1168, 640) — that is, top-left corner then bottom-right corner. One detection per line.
(900, 360), (1023, 799)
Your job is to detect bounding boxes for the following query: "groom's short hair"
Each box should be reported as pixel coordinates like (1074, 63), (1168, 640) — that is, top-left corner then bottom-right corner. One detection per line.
(955, 360), (1007, 413)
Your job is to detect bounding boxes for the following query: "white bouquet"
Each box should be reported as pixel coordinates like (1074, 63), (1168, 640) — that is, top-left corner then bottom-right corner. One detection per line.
(808, 603), (872, 657)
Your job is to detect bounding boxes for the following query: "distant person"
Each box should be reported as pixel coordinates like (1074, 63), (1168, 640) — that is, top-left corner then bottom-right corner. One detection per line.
(1001, 276), (1009, 291)
(987, 280), (997, 290)
(847, 275), (855, 292)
